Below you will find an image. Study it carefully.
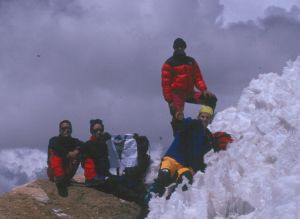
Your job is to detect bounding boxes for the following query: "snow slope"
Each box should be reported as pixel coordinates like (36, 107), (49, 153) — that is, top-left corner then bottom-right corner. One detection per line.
(147, 56), (300, 219)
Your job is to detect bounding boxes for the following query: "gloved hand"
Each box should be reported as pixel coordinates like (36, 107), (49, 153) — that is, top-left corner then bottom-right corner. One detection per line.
(213, 131), (233, 150)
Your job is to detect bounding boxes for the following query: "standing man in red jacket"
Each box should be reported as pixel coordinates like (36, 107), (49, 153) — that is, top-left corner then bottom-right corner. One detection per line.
(161, 38), (217, 135)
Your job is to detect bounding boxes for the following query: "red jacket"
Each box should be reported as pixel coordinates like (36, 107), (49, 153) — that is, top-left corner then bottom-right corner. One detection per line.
(82, 134), (110, 180)
(47, 136), (82, 178)
(161, 53), (207, 102)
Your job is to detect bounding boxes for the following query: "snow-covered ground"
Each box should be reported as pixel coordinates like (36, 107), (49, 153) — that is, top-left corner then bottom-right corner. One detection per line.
(1, 56), (300, 218)
(147, 57), (300, 218)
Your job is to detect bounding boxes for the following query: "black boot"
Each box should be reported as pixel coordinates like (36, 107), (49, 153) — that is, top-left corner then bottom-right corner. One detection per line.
(55, 177), (68, 197)
(144, 168), (173, 203)
(177, 171), (193, 192)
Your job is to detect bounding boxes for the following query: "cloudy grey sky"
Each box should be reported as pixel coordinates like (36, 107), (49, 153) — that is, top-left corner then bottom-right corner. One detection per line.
(1, 0), (300, 149)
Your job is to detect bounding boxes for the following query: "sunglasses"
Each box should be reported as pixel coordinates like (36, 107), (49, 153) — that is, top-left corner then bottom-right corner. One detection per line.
(60, 126), (71, 131)
(92, 128), (103, 133)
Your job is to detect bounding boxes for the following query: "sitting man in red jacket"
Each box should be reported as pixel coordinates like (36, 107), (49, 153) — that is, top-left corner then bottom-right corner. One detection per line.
(161, 38), (217, 135)
(82, 119), (111, 186)
(47, 120), (83, 197)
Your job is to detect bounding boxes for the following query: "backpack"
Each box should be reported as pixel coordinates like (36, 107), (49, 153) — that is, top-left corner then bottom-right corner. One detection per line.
(108, 134), (150, 174)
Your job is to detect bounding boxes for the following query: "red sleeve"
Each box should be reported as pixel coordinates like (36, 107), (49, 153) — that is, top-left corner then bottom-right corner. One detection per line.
(161, 63), (173, 102)
(50, 155), (64, 177)
(83, 158), (97, 181)
(193, 61), (207, 91)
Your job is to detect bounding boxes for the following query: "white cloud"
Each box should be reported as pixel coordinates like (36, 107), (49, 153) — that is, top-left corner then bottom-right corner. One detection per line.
(219, 0), (300, 24)
(0, 148), (47, 193)
(1, 0), (300, 150)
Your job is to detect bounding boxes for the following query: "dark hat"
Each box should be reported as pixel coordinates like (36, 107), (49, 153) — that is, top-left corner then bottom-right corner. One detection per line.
(173, 38), (187, 49)
(90, 119), (104, 134)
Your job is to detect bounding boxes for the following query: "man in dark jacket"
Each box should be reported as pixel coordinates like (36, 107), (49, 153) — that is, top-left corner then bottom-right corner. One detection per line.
(47, 120), (83, 197)
(161, 38), (217, 135)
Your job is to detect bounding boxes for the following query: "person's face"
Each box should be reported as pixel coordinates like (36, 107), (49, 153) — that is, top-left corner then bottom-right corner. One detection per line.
(174, 47), (185, 53)
(59, 122), (72, 137)
(197, 112), (212, 128)
(92, 123), (104, 138)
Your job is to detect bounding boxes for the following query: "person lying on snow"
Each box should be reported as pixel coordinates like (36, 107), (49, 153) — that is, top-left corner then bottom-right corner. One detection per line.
(145, 105), (233, 202)
(161, 38), (217, 135)
(47, 120), (83, 197)
(81, 119), (150, 205)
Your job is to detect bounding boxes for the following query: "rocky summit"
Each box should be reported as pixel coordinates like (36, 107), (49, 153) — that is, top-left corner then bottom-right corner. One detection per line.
(0, 177), (140, 219)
